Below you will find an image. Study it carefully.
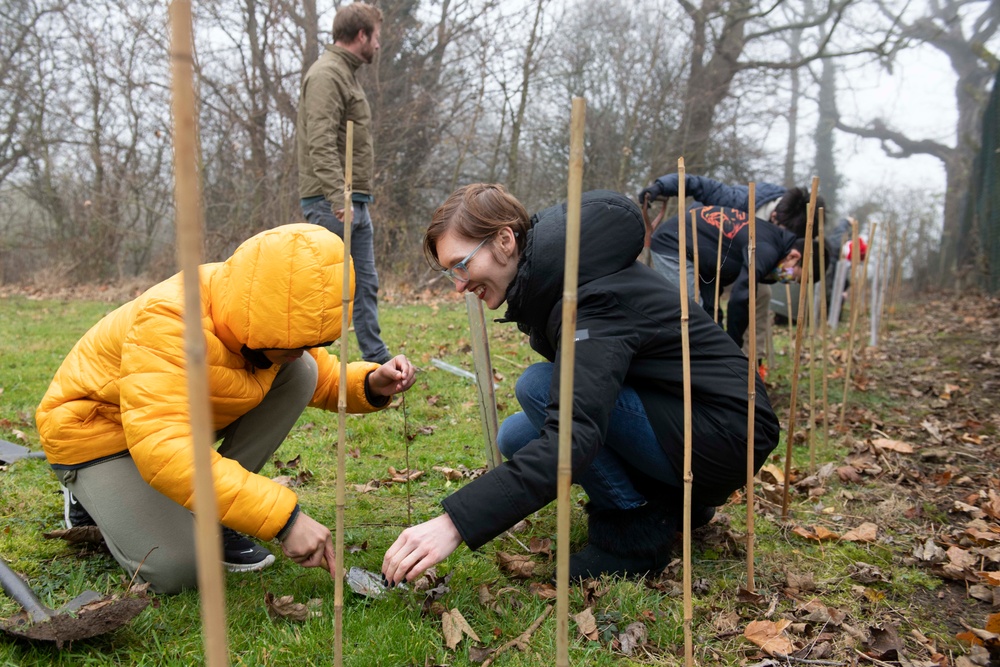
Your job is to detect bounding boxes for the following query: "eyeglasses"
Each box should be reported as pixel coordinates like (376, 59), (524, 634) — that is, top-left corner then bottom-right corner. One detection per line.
(442, 236), (492, 284)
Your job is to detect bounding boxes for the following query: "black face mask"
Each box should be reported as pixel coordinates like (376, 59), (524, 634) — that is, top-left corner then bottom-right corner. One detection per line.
(240, 341), (336, 370)
(240, 344), (273, 370)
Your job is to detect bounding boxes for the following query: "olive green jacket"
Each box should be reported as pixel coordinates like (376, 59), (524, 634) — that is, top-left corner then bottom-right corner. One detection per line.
(296, 44), (374, 204)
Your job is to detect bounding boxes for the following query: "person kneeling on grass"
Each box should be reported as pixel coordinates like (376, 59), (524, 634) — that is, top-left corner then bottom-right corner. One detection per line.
(382, 185), (780, 584)
(36, 223), (416, 594)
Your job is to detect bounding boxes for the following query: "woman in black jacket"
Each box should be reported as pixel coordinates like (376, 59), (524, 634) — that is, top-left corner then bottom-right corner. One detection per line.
(382, 184), (780, 583)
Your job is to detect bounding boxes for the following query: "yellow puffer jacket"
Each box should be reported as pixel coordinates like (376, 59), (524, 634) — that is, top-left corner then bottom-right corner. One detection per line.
(36, 223), (385, 540)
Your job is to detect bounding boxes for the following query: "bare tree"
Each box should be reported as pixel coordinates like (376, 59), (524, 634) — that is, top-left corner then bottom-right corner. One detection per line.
(836, 0), (999, 285)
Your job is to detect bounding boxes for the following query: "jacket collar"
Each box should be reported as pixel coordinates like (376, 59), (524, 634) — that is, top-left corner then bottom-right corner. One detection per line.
(326, 43), (363, 72)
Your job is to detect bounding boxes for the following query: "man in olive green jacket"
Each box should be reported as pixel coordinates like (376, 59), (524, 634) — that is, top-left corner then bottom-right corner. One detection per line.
(297, 2), (391, 364)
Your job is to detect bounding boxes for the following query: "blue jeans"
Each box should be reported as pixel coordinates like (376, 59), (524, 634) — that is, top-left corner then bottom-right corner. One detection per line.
(496, 363), (680, 512)
(301, 197), (390, 363)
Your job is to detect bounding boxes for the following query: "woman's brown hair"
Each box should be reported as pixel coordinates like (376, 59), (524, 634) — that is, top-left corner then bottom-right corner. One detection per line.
(424, 184), (530, 270)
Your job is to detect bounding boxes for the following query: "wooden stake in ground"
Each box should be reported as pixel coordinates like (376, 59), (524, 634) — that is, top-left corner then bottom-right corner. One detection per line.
(676, 157), (694, 667)
(806, 204), (817, 473)
(690, 210), (700, 304)
(334, 120), (355, 667)
(818, 208), (830, 445)
(466, 293), (502, 470)
(839, 219), (861, 431)
(713, 212), (724, 323)
(745, 182), (757, 593)
(168, 3), (228, 665)
(780, 176), (819, 519)
(555, 97), (585, 667)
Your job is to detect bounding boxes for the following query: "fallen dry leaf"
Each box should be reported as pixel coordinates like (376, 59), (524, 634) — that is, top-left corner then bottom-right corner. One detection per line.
(496, 552), (535, 578)
(442, 608), (480, 650)
(528, 582), (557, 599)
(841, 522), (878, 543)
(264, 592), (322, 622)
(871, 438), (914, 454)
(792, 525), (840, 542)
(619, 622), (648, 656)
(432, 466), (465, 481)
(573, 608), (599, 641)
(744, 619), (796, 657)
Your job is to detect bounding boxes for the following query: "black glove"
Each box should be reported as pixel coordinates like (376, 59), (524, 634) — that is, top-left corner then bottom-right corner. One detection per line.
(637, 182), (663, 208)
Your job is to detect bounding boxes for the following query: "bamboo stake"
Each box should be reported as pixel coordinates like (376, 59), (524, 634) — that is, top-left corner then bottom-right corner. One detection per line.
(555, 97), (585, 667)
(466, 293), (503, 470)
(839, 219), (861, 431)
(818, 209), (830, 447)
(806, 204), (817, 473)
(677, 158), (694, 667)
(334, 121), (355, 667)
(168, 4), (228, 665)
(713, 211), (724, 323)
(780, 176), (818, 519)
(745, 183), (757, 593)
(690, 210), (700, 304)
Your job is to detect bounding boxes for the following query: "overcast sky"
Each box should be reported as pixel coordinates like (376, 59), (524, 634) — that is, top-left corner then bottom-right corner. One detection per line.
(833, 39), (956, 205)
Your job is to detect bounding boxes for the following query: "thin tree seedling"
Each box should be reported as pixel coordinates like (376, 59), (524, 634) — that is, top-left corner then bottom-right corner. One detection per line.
(840, 219), (861, 431)
(818, 208), (830, 444)
(690, 210), (700, 304)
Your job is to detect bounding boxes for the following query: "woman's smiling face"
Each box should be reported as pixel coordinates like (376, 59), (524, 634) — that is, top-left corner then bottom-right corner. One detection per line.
(435, 227), (520, 310)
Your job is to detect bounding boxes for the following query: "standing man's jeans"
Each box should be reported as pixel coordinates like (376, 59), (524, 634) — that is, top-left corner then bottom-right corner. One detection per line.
(496, 363), (680, 512)
(301, 197), (391, 363)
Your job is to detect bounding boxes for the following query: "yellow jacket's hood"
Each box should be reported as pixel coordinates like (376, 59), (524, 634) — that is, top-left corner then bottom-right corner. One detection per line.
(210, 223), (353, 353)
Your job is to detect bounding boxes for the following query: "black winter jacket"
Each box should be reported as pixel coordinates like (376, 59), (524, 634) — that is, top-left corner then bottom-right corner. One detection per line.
(440, 191), (781, 550)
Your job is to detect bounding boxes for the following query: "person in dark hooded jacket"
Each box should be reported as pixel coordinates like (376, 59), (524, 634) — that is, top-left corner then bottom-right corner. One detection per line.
(381, 184), (780, 582)
(650, 205), (821, 349)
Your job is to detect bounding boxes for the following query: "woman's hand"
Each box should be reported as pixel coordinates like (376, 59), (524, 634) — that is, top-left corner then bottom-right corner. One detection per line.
(367, 354), (417, 397)
(280, 511), (336, 577)
(382, 513), (463, 585)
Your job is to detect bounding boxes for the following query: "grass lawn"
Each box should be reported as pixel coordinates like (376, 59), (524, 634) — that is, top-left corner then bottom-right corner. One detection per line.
(0, 291), (971, 666)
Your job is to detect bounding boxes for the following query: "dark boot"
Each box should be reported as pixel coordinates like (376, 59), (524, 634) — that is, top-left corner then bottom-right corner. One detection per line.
(569, 502), (676, 580)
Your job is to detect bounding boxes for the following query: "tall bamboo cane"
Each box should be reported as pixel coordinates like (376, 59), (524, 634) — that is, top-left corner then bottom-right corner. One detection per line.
(690, 210), (700, 304)
(713, 213), (724, 323)
(818, 209), (830, 447)
(555, 97), (585, 667)
(334, 121), (355, 667)
(780, 177), (818, 519)
(169, 3), (228, 665)
(745, 183), (757, 593)
(806, 204), (817, 473)
(676, 158), (694, 667)
(839, 219), (861, 430)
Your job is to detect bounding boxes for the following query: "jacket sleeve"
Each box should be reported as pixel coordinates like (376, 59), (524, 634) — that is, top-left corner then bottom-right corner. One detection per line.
(441, 290), (638, 550)
(302, 70), (347, 205)
(656, 174), (750, 210)
(120, 301), (297, 541)
(309, 348), (386, 413)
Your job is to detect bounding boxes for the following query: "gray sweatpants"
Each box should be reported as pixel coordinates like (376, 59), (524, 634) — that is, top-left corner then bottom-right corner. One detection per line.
(56, 354), (318, 594)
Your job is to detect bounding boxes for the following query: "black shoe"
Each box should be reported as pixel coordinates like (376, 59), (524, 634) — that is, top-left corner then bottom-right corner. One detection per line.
(568, 502), (676, 580)
(691, 504), (716, 530)
(62, 485), (96, 528)
(222, 528), (275, 572)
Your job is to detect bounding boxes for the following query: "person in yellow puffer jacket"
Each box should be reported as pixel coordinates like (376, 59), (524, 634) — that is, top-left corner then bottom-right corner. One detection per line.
(36, 223), (416, 594)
